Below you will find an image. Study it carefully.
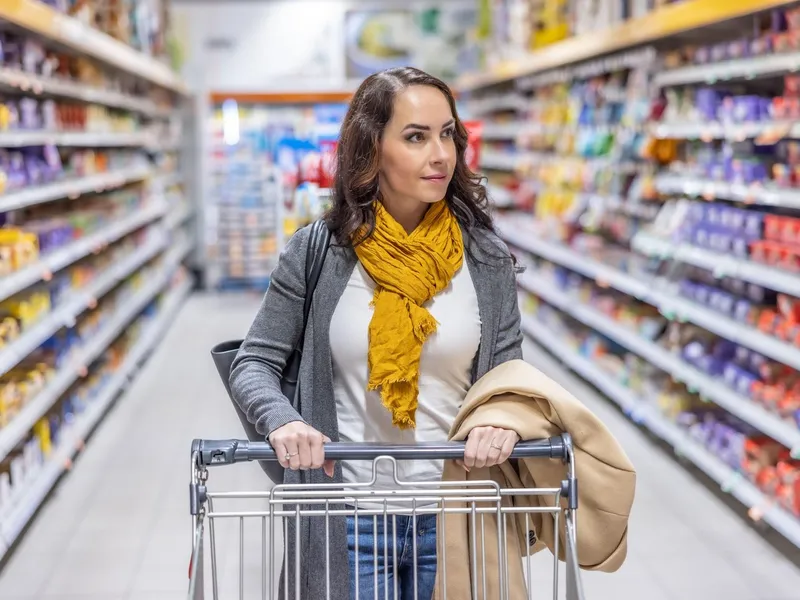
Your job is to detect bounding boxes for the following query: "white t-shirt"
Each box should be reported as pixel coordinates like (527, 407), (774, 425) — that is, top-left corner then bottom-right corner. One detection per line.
(329, 261), (482, 504)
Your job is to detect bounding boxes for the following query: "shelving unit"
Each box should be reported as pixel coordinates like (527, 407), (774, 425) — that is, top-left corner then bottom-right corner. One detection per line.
(464, 0), (800, 548)
(0, 0), (193, 558)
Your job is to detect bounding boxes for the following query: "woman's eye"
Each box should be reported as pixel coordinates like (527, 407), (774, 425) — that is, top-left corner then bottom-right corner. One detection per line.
(442, 128), (455, 138)
(406, 132), (424, 143)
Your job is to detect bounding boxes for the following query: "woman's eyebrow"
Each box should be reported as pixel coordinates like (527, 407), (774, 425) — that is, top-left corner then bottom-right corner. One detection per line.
(401, 119), (455, 132)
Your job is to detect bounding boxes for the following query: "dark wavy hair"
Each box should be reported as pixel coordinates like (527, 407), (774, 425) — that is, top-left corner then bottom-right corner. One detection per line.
(325, 67), (494, 246)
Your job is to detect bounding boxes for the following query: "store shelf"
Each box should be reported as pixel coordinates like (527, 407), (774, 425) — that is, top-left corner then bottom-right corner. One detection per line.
(655, 51), (800, 87)
(457, 0), (792, 90)
(0, 200), (167, 304)
(479, 151), (523, 172)
(0, 130), (152, 148)
(521, 315), (800, 548)
(0, 273), (193, 560)
(165, 203), (193, 231)
(487, 185), (514, 208)
(0, 165), (152, 213)
(498, 219), (652, 299)
(0, 232), (169, 380)
(518, 272), (800, 452)
(0, 68), (168, 117)
(482, 122), (526, 140)
(501, 216), (800, 379)
(0, 0), (186, 94)
(633, 230), (800, 297)
(654, 173), (800, 208)
(651, 120), (800, 141)
(0, 235), (176, 461)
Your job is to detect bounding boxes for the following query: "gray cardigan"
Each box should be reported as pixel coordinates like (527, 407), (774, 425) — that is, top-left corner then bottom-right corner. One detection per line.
(229, 222), (523, 599)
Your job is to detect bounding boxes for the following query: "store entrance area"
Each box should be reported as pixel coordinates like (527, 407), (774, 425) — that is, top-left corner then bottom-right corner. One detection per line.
(0, 293), (797, 600)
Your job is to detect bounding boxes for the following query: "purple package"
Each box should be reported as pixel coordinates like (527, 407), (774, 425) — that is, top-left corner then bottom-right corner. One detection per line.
(733, 298), (752, 322)
(17, 97), (39, 130)
(23, 152), (43, 186)
(731, 235), (749, 258)
(749, 352), (767, 374)
(696, 88), (720, 121)
(705, 203), (724, 226)
(746, 283), (768, 303)
(743, 211), (764, 239)
(41, 145), (62, 182)
(709, 230), (733, 253)
(711, 43), (729, 63)
(6, 151), (26, 190)
(41, 100), (57, 131)
(695, 45), (711, 64)
(693, 226), (711, 249)
(695, 283), (712, 305)
(727, 39), (749, 60)
(712, 339), (737, 361)
(734, 96), (764, 122)
(736, 369), (758, 396)
(723, 362), (742, 388)
(716, 291), (737, 316)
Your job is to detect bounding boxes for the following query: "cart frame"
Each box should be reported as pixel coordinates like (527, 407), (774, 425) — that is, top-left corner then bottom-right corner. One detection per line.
(188, 435), (585, 600)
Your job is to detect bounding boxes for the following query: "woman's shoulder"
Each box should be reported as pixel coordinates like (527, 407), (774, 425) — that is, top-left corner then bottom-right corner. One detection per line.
(465, 226), (513, 262)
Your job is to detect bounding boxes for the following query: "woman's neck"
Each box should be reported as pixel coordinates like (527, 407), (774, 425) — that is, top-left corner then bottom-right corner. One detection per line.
(380, 193), (431, 235)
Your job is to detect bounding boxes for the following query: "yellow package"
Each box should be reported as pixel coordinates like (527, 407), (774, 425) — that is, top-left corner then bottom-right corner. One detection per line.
(0, 229), (39, 270)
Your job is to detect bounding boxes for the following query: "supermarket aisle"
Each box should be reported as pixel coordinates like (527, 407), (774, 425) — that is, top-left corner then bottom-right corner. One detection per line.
(0, 294), (799, 599)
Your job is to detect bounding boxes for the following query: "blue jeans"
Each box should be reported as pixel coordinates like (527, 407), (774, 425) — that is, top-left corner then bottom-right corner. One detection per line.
(347, 513), (437, 600)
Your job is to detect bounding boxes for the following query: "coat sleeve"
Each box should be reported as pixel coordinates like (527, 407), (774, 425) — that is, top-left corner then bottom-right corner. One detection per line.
(229, 226), (311, 437)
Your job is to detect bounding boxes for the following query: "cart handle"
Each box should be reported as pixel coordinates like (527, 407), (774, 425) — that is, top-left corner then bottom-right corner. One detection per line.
(191, 435), (574, 467)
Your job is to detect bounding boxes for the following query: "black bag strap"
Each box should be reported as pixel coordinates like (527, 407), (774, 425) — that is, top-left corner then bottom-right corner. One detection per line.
(299, 219), (331, 349)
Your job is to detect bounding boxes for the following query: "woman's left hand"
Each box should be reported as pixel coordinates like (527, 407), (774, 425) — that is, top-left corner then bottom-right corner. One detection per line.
(460, 426), (520, 471)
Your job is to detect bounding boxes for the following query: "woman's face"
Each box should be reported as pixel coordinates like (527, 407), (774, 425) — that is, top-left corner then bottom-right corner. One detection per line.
(378, 85), (457, 207)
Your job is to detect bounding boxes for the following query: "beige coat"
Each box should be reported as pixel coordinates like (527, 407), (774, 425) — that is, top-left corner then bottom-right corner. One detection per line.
(434, 359), (636, 599)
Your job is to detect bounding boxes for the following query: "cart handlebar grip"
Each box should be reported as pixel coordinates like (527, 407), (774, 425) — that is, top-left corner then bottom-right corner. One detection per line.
(191, 434), (574, 467)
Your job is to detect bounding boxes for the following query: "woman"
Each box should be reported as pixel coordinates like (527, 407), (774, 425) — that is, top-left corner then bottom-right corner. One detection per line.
(230, 67), (524, 600)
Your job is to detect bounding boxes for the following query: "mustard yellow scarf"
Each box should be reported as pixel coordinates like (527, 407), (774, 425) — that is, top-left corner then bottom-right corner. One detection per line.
(354, 200), (464, 428)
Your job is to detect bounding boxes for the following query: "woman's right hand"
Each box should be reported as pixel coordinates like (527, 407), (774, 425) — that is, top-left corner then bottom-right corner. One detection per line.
(268, 422), (335, 477)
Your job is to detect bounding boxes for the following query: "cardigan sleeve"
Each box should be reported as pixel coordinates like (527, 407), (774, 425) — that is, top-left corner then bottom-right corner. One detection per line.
(492, 246), (524, 367)
(229, 225), (311, 437)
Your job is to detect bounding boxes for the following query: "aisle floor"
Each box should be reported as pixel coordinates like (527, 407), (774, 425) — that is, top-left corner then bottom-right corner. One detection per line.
(0, 293), (799, 599)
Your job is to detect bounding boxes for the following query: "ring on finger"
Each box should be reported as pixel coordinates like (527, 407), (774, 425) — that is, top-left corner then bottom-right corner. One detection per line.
(490, 440), (503, 451)
(284, 451), (299, 461)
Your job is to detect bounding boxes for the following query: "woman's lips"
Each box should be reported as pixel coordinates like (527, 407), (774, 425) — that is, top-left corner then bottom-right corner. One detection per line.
(421, 175), (447, 183)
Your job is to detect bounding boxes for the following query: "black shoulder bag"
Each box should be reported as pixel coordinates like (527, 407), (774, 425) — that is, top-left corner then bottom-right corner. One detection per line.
(210, 220), (332, 483)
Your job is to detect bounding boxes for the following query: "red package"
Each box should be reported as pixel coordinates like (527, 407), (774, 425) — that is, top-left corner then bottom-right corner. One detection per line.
(463, 120), (482, 172)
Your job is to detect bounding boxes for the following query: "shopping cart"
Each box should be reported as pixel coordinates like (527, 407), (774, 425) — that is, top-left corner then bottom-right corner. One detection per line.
(187, 435), (585, 600)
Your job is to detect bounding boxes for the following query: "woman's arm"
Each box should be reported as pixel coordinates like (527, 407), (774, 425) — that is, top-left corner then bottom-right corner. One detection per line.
(229, 226), (311, 437)
(493, 245), (524, 368)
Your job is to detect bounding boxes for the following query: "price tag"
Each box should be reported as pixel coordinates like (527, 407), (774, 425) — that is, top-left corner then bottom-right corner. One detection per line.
(42, 269), (52, 282)
(747, 505), (765, 522)
(87, 297), (97, 310)
(64, 458), (73, 471)
(78, 366), (88, 378)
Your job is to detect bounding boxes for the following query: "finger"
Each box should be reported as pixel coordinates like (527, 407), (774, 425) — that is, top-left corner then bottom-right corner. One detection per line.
(273, 440), (290, 469)
(296, 429), (312, 469)
(309, 430), (325, 469)
(463, 433), (482, 468)
(498, 433), (518, 465)
(323, 459), (335, 478)
(475, 432), (496, 468)
(485, 437), (503, 468)
(455, 459), (470, 472)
